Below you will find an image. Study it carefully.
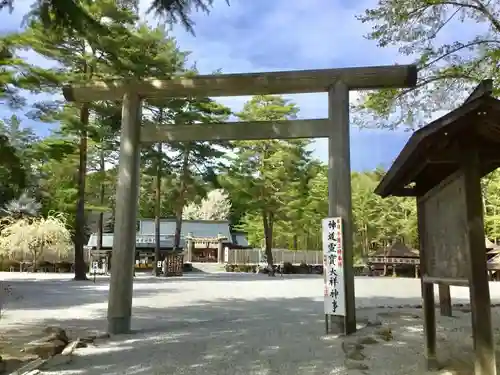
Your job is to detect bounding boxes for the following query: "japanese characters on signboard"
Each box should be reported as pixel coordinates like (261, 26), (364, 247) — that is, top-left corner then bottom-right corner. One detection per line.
(322, 217), (345, 317)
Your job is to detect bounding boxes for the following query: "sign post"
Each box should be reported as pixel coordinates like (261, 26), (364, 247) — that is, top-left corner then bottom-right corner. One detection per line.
(92, 261), (98, 283)
(322, 217), (346, 334)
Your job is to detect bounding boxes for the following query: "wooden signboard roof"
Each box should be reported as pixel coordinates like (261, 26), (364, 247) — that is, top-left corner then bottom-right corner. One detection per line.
(375, 80), (500, 198)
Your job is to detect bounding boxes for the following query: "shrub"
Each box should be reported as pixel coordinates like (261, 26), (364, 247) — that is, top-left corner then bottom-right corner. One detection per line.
(224, 264), (258, 273)
(0, 214), (72, 265)
(0, 259), (21, 272)
(240, 265), (250, 272)
(282, 262), (294, 274)
(36, 260), (54, 271)
(55, 261), (73, 273)
(313, 265), (323, 274)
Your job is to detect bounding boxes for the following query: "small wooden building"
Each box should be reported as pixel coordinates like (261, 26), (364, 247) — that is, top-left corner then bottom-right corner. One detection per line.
(367, 241), (420, 277)
(486, 238), (500, 279)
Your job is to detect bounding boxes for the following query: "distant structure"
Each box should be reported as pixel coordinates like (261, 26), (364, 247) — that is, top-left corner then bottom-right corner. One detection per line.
(366, 241), (420, 278)
(85, 218), (249, 273)
(367, 238), (498, 279)
(486, 238), (500, 280)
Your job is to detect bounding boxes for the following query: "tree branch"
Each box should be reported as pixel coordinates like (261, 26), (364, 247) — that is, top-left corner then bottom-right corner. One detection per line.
(421, 39), (500, 69)
(471, 0), (500, 33)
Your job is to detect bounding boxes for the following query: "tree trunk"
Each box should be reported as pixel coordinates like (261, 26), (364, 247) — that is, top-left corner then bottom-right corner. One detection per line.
(96, 147), (105, 251)
(292, 234), (298, 251)
(32, 247), (38, 273)
(154, 142), (162, 276)
(173, 144), (191, 250)
(262, 210), (274, 267)
(74, 103), (89, 281)
(364, 223), (369, 257)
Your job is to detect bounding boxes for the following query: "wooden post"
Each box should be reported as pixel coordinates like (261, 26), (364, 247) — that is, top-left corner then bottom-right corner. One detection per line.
(327, 80), (356, 335)
(107, 92), (142, 335)
(187, 237), (193, 263)
(462, 149), (496, 375)
(439, 284), (452, 317)
(217, 236), (224, 264)
(417, 198), (438, 370)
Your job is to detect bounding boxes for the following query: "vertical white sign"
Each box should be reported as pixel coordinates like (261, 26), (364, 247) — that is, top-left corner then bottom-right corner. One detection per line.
(322, 217), (345, 317)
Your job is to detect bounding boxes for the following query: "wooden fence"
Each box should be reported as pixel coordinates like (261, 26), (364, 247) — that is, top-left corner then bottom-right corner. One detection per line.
(227, 249), (323, 265)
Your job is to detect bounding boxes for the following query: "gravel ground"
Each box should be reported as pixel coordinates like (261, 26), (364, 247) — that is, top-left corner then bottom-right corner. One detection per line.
(2, 272), (500, 374)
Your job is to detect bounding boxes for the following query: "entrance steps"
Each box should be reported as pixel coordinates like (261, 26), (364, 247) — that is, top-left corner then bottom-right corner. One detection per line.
(190, 262), (225, 273)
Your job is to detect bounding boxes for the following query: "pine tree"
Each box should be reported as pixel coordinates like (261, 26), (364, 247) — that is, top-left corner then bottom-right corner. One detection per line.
(6, 1), (194, 279)
(224, 95), (307, 268)
(1, 0), (228, 36)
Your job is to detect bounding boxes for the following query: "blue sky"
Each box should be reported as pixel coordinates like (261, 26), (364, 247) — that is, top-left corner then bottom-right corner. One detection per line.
(0, 0), (436, 171)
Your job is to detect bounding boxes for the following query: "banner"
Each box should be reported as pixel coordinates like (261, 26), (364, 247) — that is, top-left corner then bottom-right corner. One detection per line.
(322, 217), (345, 316)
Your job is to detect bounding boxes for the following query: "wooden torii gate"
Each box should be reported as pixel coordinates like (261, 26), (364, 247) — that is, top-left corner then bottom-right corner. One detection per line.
(63, 65), (417, 335)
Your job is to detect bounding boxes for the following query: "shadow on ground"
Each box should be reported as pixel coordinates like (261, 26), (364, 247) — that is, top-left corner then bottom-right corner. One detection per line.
(5, 275), (500, 374)
(2, 273), (324, 311)
(1, 277), (181, 311)
(32, 295), (500, 375)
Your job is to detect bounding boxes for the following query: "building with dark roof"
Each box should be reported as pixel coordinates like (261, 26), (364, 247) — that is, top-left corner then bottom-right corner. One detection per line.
(85, 218), (250, 272)
(366, 241), (420, 277)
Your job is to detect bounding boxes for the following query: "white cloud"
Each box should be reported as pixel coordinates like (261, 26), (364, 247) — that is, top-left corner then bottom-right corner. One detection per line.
(137, 0), (411, 123)
(1, 0), (486, 169)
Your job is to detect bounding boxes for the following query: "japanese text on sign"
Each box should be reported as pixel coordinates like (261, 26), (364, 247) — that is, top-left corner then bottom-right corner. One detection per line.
(322, 217), (345, 316)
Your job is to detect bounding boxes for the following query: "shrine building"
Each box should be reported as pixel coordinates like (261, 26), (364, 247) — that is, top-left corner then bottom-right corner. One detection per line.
(85, 218), (250, 273)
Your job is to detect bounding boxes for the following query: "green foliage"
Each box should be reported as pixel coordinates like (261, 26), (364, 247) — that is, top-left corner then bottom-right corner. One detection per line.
(4, 191), (41, 218)
(235, 161), (420, 259)
(222, 95), (307, 264)
(354, 0), (500, 129)
(0, 134), (26, 205)
(3, 0), (500, 272)
(1, 0), (227, 36)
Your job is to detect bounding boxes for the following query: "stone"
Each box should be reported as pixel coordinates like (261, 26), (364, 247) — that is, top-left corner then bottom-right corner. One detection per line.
(24, 339), (67, 359)
(341, 342), (364, 354)
(61, 340), (80, 356)
(42, 327), (69, 344)
(85, 331), (110, 341)
(375, 326), (393, 341)
(342, 341), (366, 361)
(41, 353), (72, 369)
(357, 336), (379, 345)
(345, 360), (369, 371)
(366, 319), (382, 327)
(11, 357), (46, 374)
(76, 340), (88, 349)
(346, 350), (366, 361)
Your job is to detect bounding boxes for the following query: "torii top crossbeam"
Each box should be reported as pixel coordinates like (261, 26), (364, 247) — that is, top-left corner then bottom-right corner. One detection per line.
(62, 65), (417, 102)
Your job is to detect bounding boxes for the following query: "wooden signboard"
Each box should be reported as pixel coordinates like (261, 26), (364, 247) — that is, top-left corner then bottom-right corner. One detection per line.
(165, 254), (184, 277)
(418, 171), (470, 283)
